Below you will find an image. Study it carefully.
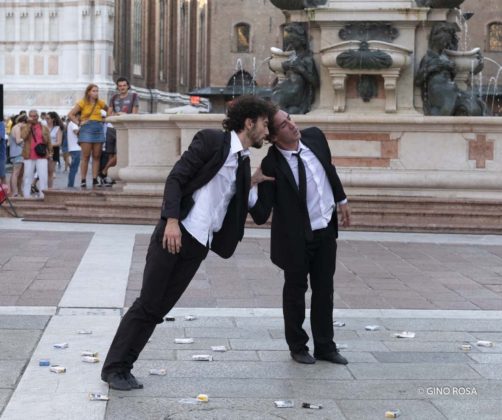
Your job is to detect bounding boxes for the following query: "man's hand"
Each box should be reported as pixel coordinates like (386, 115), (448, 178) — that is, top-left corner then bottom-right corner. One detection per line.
(339, 202), (351, 228)
(251, 167), (275, 188)
(162, 218), (182, 254)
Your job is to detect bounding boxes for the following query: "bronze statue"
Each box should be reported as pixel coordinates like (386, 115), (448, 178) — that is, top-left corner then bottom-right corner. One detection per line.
(415, 22), (485, 116)
(271, 23), (319, 114)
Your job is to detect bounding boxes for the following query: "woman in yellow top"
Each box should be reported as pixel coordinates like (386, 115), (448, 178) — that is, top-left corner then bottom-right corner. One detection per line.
(68, 84), (108, 188)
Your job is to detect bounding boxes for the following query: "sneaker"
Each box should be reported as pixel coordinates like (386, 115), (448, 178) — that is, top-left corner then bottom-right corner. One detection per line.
(102, 176), (114, 187)
(80, 180), (87, 189)
(93, 177), (103, 188)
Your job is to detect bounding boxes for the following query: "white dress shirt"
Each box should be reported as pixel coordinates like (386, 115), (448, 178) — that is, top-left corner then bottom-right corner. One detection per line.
(181, 131), (249, 247)
(249, 141), (347, 230)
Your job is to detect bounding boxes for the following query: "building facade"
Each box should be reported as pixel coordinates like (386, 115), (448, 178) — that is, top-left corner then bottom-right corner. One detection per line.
(0, 0), (116, 116)
(1, 1), (500, 115)
(112, 0), (284, 112)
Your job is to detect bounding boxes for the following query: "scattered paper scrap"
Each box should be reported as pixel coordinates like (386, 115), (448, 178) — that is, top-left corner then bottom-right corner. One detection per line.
(77, 330), (93, 335)
(89, 393), (109, 401)
(302, 402), (322, 409)
(175, 338), (194, 344)
(53, 343), (69, 349)
(81, 351), (98, 357)
(149, 368), (167, 376)
(337, 344), (348, 350)
(164, 316), (176, 322)
(196, 394), (209, 402)
(333, 321), (345, 327)
(211, 346), (227, 352)
(365, 325), (380, 331)
(274, 400), (294, 408)
(49, 365), (66, 374)
(39, 359), (50, 366)
(192, 355), (213, 361)
(394, 331), (415, 339)
(385, 409), (401, 418)
(82, 356), (100, 363)
(476, 340), (494, 347)
(460, 344), (472, 351)
(184, 315), (197, 321)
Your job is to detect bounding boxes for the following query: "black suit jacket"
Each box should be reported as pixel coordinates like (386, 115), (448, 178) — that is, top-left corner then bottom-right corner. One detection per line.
(160, 129), (249, 259)
(250, 127), (346, 271)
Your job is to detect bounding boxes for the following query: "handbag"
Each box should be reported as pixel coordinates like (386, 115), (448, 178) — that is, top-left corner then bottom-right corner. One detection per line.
(32, 127), (47, 157)
(34, 143), (48, 157)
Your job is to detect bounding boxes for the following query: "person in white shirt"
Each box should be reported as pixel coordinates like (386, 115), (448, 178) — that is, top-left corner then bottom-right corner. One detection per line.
(66, 115), (81, 188)
(101, 96), (274, 391)
(250, 109), (351, 366)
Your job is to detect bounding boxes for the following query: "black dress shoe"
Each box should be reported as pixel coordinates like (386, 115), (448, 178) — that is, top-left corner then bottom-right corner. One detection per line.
(125, 372), (144, 389)
(290, 350), (316, 364)
(315, 351), (348, 365)
(104, 372), (132, 391)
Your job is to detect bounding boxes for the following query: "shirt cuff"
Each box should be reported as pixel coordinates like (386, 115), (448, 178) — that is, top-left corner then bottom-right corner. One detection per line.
(248, 185), (258, 208)
(337, 198), (348, 205)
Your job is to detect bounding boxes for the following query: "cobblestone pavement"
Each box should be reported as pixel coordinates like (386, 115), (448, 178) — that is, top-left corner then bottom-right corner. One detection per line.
(1, 219), (502, 419)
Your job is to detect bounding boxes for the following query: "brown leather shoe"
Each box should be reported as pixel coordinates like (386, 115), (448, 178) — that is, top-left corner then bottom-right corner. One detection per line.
(315, 351), (348, 365)
(290, 350), (316, 364)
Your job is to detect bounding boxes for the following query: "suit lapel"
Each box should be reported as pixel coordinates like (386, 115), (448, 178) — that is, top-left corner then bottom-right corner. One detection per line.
(272, 146), (300, 197)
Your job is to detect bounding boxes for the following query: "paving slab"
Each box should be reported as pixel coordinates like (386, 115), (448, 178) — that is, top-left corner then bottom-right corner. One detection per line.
(106, 397), (346, 420)
(3, 220), (502, 420)
(432, 399), (502, 420)
(337, 399), (446, 420)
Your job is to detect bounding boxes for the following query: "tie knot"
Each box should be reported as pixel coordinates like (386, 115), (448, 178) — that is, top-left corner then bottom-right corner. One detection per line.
(293, 150), (302, 158)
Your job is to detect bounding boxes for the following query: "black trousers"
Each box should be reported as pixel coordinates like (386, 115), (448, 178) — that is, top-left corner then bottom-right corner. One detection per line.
(282, 227), (337, 356)
(102, 220), (208, 376)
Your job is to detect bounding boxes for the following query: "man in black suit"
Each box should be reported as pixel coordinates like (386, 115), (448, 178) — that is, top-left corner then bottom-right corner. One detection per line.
(101, 96), (273, 390)
(250, 109), (351, 365)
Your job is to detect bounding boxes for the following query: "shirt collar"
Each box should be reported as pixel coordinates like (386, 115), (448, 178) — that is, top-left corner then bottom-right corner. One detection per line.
(230, 131), (250, 157)
(275, 140), (306, 160)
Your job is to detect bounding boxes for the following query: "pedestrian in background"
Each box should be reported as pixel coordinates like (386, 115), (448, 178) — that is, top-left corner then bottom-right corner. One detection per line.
(67, 84), (108, 188)
(8, 114), (27, 196)
(45, 111), (63, 189)
(21, 110), (51, 198)
(100, 77), (139, 185)
(66, 114), (81, 189)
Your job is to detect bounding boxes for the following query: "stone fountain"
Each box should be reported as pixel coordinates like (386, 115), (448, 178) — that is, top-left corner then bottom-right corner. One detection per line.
(107, 0), (502, 232)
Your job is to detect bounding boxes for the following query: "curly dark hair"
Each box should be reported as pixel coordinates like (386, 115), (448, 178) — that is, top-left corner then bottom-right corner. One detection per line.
(222, 95), (276, 133)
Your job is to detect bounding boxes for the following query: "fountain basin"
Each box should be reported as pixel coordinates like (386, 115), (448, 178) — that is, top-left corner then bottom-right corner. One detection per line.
(321, 40), (412, 69)
(320, 41), (412, 113)
(444, 48), (482, 74)
(268, 48), (296, 80)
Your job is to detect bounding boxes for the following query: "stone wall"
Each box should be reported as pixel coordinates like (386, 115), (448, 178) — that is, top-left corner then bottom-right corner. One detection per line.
(109, 113), (502, 200)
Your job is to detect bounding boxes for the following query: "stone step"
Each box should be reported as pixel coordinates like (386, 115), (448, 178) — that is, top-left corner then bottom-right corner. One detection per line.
(3, 189), (501, 234)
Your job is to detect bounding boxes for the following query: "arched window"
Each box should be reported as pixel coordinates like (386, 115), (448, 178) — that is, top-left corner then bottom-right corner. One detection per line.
(488, 22), (502, 51)
(234, 23), (250, 53)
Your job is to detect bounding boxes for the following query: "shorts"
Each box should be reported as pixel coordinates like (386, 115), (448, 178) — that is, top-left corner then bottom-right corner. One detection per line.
(10, 156), (23, 165)
(52, 146), (60, 162)
(79, 120), (105, 143)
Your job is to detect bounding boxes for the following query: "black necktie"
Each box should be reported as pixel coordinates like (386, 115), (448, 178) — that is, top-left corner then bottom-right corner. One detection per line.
(236, 151), (251, 238)
(293, 151), (313, 241)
